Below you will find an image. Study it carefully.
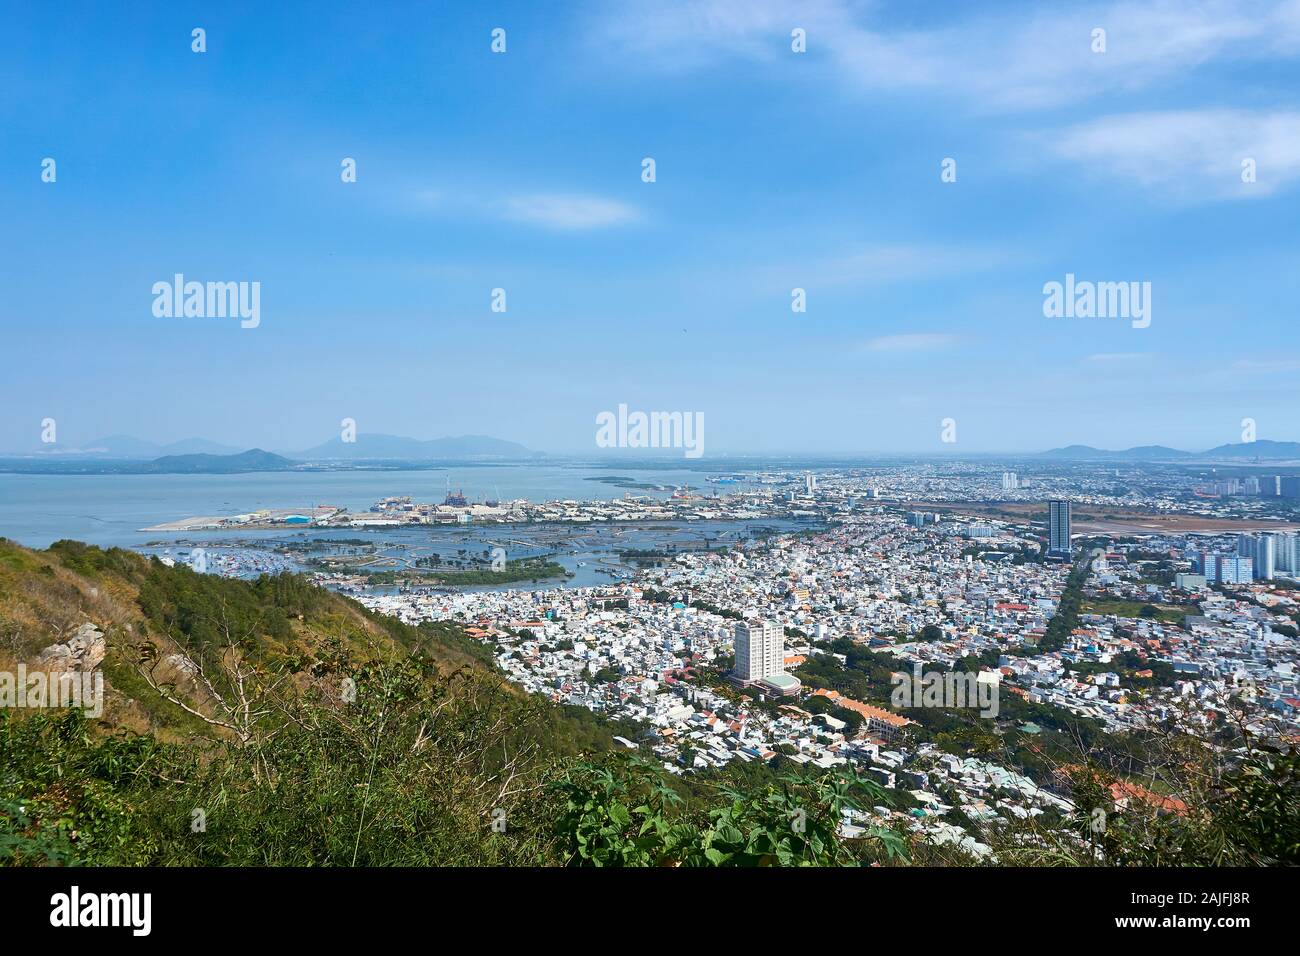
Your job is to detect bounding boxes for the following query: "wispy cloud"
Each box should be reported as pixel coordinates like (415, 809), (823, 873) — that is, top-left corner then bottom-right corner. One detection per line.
(587, 0), (1300, 111)
(809, 244), (1018, 287)
(1050, 110), (1300, 198)
(864, 332), (960, 352)
(503, 194), (640, 230)
(415, 190), (640, 231)
(1230, 357), (1300, 373)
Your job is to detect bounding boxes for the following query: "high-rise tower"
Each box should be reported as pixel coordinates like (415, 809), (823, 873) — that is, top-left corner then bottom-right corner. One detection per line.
(1048, 500), (1072, 556)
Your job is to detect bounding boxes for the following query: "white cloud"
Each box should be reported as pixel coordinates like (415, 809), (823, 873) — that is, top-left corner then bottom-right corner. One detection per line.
(1230, 357), (1300, 372)
(503, 194), (640, 230)
(587, 0), (1300, 111)
(415, 189), (640, 230)
(1050, 109), (1300, 197)
(864, 332), (959, 352)
(588, 0), (801, 69)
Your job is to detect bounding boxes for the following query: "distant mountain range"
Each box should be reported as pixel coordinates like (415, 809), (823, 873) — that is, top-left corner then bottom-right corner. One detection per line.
(14, 433), (538, 461)
(0, 432), (539, 474)
(27, 435), (245, 458)
(1038, 444), (1191, 460)
(138, 449), (297, 474)
(291, 433), (538, 460)
(7, 433), (1299, 465)
(0, 449), (298, 476)
(1038, 440), (1300, 461)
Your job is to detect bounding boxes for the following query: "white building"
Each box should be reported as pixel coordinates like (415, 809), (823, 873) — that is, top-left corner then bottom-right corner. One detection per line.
(1238, 534), (1276, 580)
(1275, 533), (1300, 574)
(734, 619), (784, 681)
(732, 619), (802, 697)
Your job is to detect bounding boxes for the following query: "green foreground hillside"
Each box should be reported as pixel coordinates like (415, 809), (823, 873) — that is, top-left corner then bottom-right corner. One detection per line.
(0, 539), (1295, 866)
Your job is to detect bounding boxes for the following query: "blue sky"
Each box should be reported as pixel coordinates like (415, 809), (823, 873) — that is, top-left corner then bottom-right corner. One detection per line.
(2, 0), (1299, 455)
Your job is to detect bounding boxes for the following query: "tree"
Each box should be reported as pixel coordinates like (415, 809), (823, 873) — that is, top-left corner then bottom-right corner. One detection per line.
(135, 599), (289, 752)
(804, 694), (833, 715)
(831, 707), (865, 735)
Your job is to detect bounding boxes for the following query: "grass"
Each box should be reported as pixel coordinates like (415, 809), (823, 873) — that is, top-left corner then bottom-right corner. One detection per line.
(1080, 599), (1191, 624)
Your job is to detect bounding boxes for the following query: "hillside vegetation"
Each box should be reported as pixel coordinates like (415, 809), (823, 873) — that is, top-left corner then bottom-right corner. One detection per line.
(1, 538), (1295, 866)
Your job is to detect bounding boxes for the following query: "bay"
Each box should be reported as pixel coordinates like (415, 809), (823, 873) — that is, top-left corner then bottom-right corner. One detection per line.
(0, 464), (729, 549)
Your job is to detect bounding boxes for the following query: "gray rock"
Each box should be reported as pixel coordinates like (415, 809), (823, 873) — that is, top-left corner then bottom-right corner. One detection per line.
(36, 643), (72, 664)
(36, 623), (106, 671)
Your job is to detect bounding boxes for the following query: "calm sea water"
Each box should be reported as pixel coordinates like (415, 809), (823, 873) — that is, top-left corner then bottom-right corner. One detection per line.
(0, 465), (718, 549)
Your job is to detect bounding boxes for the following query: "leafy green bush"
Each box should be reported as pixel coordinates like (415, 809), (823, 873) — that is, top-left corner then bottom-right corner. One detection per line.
(555, 757), (908, 866)
(0, 709), (163, 865)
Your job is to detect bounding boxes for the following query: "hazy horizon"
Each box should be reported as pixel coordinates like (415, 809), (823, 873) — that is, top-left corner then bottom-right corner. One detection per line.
(5, 428), (1300, 460)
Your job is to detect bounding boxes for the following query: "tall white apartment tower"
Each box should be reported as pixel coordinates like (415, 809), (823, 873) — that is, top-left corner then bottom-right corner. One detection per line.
(1049, 500), (1072, 556)
(1260, 535), (1278, 579)
(1274, 533), (1300, 574)
(1238, 534), (1276, 580)
(733, 619), (785, 682)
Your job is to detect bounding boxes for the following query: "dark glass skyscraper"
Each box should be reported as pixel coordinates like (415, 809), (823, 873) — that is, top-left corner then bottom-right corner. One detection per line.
(1049, 500), (1072, 556)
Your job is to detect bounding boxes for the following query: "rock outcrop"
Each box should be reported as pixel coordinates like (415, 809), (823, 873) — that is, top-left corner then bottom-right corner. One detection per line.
(36, 622), (107, 670)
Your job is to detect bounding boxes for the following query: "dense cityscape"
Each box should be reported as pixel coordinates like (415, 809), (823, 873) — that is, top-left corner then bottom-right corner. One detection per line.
(323, 466), (1300, 861)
